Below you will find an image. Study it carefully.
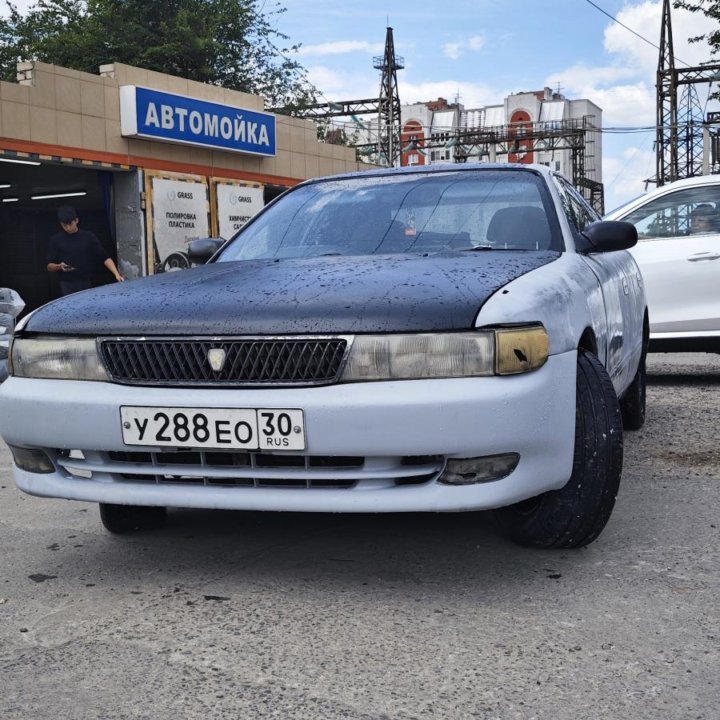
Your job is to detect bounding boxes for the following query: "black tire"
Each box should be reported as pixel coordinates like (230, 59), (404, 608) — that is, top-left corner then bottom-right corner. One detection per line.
(619, 357), (646, 431)
(99, 503), (167, 534)
(494, 349), (623, 549)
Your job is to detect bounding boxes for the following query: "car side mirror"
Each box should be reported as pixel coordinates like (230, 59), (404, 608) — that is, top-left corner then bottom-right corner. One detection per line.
(187, 237), (225, 264)
(578, 221), (638, 253)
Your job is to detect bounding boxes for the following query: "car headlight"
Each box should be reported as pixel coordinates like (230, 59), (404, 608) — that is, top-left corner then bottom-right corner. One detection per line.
(10, 337), (109, 381)
(494, 326), (549, 375)
(341, 326), (548, 382)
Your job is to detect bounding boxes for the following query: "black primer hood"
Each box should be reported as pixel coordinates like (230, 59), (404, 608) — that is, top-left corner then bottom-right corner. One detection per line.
(26, 252), (559, 336)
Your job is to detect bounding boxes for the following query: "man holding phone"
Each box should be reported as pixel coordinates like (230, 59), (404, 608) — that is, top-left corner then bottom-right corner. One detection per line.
(47, 205), (124, 296)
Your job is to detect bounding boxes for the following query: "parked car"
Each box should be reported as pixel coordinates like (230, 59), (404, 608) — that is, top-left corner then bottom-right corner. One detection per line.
(0, 288), (25, 383)
(605, 175), (720, 352)
(0, 164), (646, 548)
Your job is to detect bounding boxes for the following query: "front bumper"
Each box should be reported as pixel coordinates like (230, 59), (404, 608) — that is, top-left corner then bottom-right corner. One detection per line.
(0, 351), (577, 512)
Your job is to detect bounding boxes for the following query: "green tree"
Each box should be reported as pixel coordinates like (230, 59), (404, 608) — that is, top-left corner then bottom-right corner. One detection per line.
(673, 0), (720, 57)
(0, 0), (316, 109)
(315, 120), (364, 161)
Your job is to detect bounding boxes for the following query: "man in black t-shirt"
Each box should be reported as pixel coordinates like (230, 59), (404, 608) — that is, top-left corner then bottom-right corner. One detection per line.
(47, 205), (125, 296)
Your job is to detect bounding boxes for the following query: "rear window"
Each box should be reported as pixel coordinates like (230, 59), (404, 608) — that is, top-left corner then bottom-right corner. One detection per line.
(218, 170), (563, 261)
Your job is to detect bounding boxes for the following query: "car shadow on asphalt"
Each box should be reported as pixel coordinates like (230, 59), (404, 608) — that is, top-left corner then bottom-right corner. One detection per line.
(646, 352), (720, 385)
(122, 507), (509, 564)
(647, 372), (720, 386)
(53, 506), (614, 597)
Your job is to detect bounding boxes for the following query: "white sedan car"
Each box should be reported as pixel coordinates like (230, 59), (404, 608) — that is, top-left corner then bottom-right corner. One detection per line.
(605, 175), (720, 352)
(0, 164), (646, 548)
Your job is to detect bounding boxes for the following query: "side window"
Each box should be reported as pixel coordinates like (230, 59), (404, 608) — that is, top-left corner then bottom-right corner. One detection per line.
(553, 176), (579, 229)
(622, 186), (720, 240)
(553, 175), (599, 232)
(567, 189), (599, 232)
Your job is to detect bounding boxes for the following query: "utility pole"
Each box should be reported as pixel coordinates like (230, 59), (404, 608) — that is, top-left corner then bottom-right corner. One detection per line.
(373, 27), (404, 166)
(678, 84), (705, 178)
(657, 0), (678, 184)
(656, 0), (720, 184)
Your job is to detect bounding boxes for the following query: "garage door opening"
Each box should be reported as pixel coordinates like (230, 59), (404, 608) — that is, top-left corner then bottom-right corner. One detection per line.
(0, 160), (129, 313)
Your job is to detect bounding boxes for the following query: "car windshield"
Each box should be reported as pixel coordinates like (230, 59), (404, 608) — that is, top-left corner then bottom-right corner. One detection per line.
(217, 169), (562, 262)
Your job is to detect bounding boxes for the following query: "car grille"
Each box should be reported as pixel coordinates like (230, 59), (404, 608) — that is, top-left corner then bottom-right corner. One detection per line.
(100, 337), (348, 386)
(56, 450), (444, 489)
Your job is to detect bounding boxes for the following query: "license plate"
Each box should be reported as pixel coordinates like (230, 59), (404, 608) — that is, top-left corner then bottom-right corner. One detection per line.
(120, 407), (305, 451)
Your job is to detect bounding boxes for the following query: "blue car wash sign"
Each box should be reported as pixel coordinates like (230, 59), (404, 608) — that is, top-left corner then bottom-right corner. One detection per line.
(119, 86), (276, 157)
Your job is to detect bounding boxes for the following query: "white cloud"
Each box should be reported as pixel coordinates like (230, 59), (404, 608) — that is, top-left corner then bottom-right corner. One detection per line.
(443, 42), (463, 61)
(547, 3), (713, 129)
(545, 65), (656, 126)
(443, 35), (485, 60)
(401, 80), (502, 110)
(603, 145), (656, 212)
(306, 65), (380, 100)
(468, 36), (485, 51)
(589, 84), (657, 127)
(604, 1), (713, 73)
(298, 41), (384, 57)
(546, 64), (639, 90)
(306, 66), (501, 110)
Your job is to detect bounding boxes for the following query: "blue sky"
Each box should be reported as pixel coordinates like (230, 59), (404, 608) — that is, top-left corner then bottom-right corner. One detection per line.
(279, 0), (716, 211)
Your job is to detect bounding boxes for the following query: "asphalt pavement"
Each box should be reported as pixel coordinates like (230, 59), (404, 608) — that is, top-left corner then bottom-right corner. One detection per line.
(0, 353), (718, 720)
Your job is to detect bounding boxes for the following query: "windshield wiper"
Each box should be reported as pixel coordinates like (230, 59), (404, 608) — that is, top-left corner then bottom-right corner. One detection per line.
(462, 245), (495, 252)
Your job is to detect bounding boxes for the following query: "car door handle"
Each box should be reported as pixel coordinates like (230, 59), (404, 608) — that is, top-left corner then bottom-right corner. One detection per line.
(687, 253), (720, 262)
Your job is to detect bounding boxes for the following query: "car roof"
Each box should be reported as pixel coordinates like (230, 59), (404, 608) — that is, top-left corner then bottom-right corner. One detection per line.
(299, 162), (553, 187)
(654, 175), (720, 189)
(606, 174), (720, 218)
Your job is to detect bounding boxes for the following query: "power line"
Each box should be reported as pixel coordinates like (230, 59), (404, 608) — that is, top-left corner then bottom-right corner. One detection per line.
(323, 117), (702, 136)
(606, 129), (654, 189)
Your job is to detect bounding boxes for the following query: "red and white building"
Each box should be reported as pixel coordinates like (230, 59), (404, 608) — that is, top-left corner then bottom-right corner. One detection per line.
(400, 88), (602, 187)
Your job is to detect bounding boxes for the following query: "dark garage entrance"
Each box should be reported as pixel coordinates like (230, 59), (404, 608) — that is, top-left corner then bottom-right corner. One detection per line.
(0, 160), (128, 313)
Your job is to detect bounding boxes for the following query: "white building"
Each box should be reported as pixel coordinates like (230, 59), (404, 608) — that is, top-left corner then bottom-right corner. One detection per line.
(400, 88), (603, 187)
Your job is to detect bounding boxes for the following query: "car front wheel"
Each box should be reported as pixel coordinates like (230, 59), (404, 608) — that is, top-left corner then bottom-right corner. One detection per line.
(494, 348), (623, 548)
(99, 503), (168, 534)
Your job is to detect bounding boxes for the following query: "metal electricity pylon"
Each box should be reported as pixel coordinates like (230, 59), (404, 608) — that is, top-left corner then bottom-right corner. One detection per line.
(656, 0), (720, 184)
(373, 27), (404, 166)
(678, 84), (705, 178)
(277, 27), (404, 167)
